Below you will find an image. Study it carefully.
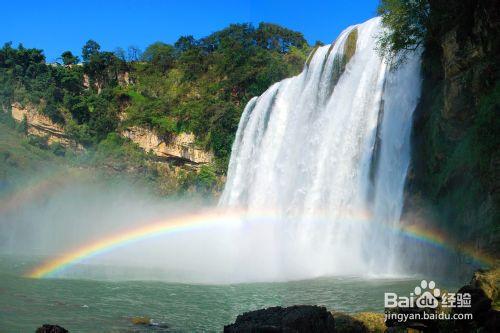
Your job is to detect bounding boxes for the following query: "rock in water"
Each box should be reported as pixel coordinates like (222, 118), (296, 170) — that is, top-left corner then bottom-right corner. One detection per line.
(35, 324), (68, 333)
(224, 305), (335, 332)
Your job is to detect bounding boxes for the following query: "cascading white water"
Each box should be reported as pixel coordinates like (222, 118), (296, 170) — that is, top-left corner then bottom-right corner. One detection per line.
(220, 17), (422, 277)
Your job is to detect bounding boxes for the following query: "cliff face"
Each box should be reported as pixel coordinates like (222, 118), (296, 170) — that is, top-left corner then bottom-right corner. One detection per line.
(8, 103), (213, 167)
(120, 126), (213, 165)
(406, 0), (499, 262)
(10, 103), (82, 150)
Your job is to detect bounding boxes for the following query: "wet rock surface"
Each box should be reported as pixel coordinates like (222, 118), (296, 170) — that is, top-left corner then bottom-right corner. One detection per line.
(35, 324), (68, 333)
(453, 268), (500, 332)
(385, 268), (499, 332)
(224, 305), (335, 332)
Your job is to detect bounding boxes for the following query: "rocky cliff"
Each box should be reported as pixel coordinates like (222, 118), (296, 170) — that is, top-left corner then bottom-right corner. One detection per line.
(120, 126), (213, 165)
(10, 103), (82, 150)
(8, 103), (213, 167)
(405, 0), (499, 271)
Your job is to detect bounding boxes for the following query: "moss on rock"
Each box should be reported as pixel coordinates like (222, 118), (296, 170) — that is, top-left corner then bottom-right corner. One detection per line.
(344, 28), (358, 64)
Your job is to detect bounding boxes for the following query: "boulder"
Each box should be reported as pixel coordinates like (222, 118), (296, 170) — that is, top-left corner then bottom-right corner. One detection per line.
(35, 324), (68, 333)
(384, 305), (440, 332)
(469, 268), (500, 305)
(224, 305), (335, 333)
(453, 267), (500, 332)
(385, 268), (500, 332)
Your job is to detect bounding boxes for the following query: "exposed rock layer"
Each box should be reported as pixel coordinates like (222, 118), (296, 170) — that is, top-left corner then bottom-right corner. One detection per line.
(120, 126), (213, 165)
(10, 103), (81, 150)
(8, 103), (212, 166)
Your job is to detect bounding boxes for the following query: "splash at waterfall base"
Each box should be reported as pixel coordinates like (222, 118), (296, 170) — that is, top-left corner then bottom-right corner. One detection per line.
(25, 208), (493, 282)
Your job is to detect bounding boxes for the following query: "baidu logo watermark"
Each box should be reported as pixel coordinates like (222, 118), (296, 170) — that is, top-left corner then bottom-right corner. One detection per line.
(384, 280), (473, 323)
(384, 280), (471, 309)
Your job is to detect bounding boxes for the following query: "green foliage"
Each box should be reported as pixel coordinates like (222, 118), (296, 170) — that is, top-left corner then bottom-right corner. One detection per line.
(177, 169), (198, 193)
(473, 83), (500, 183)
(196, 164), (217, 192)
(95, 132), (147, 164)
(82, 40), (101, 63)
(142, 42), (176, 72)
(255, 23), (307, 52)
(0, 22), (309, 174)
(0, 122), (63, 180)
(407, 0), (500, 255)
(25, 134), (48, 150)
(49, 142), (66, 156)
(377, 0), (429, 66)
(123, 23), (308, 171)
(17, 115), (28, 134)
(44, 103), (65, 124)
(175, 164), (218, 195)
(61, 51), (78, 65)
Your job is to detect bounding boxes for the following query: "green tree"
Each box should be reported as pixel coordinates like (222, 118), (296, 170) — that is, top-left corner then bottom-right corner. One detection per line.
(142, 42), (176, 72)
(127, 46), (142, 62)
(61, 51), (78, 65)
(113, 47), (126, 61)
(196, 164), (217, 192)
(256, 23), (307, 53)
(174, 36), (197, 53)
(82, 40), (101, 63)
(377, 0), (429, 66)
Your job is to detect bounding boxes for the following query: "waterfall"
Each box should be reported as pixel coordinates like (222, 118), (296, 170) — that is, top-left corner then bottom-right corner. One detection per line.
(220, 17), (422, 277)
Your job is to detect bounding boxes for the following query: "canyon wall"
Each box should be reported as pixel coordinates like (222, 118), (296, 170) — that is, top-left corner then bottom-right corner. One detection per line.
(405, 0), (499, 267)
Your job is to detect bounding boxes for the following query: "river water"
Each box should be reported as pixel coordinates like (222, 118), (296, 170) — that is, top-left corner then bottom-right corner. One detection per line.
(0, 255), (459, 332)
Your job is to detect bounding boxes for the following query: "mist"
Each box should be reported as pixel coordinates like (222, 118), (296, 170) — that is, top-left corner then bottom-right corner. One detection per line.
(0, 169), (360, 284)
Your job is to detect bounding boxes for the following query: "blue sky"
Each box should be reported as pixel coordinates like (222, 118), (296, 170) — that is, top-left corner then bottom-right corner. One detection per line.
(2, 0), (379, 62)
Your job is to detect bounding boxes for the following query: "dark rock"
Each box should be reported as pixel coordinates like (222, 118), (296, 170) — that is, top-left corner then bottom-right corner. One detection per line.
(224, 305), (335, 333)
(484, 309), (500, 332)
(453, 268), (500, 332)
(403, 0), (500, 277)
(469, 268), (500, 302)
(35, 324), (68, 333)
(384, 306), (440, 332)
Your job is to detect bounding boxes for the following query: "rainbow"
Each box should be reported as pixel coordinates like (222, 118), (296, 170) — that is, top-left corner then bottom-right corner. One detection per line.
(397, 223), (497, 267)
(25, 209), (246, 278)
(25, 209), (497, 279)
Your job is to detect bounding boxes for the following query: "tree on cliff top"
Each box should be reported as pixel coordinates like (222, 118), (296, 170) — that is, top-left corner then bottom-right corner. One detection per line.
(61, 51), (79, 65)
(377, 0), (430, 67)
(82, 40), (101, 63)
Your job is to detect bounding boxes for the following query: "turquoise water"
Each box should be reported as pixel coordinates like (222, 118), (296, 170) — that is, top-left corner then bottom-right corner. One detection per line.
(0, 255), (458, 332)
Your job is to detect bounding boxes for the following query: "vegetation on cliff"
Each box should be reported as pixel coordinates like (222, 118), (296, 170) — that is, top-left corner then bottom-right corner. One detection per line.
(0, 23), (309, 174)
(0, 23), (309, 196)
(377, 0), (429, 66)
(378, 0), (499, 258)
